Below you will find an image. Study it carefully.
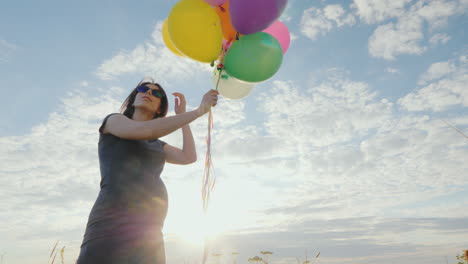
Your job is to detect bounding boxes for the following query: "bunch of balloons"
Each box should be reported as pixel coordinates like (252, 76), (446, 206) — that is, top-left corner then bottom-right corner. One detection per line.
(163, 0), (290, 99)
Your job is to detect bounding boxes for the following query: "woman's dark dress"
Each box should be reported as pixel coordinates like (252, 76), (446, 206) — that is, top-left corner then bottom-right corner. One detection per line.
(77, 114), (168, 264)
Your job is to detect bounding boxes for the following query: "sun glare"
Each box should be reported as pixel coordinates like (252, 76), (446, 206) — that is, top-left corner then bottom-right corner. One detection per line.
(178, 225), (208, 247)
(168, 210), (223, 247)
(164, 176), (269, 248)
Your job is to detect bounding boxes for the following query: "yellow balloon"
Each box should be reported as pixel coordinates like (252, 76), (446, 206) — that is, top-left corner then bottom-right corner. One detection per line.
(168, 0), (223, 63)
(162, 19), (184, 57)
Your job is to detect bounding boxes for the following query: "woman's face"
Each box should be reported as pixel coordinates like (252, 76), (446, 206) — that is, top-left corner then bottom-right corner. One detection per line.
(133, 83), (163, 115)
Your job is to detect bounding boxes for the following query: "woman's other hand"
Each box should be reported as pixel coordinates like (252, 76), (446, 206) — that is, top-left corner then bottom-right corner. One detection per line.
(197, 89), (219, 116)
(173, 92), (186, 115)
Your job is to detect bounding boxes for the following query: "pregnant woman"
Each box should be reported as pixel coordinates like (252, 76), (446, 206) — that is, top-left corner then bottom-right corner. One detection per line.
(77, 77), (219, 264)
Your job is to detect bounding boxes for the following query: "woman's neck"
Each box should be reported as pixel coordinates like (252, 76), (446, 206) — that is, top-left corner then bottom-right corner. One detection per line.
(132, 108), (154, 121)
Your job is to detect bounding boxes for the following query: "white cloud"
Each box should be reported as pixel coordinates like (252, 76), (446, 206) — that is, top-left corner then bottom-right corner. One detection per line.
(300, 5), (355, 40)
(354, 0), (466, 25)
(367, 0), (467, 60)
(324, 4), (357, 27)
(429, 33), (451, 45)
(368, 15), (426, 60)
(386, 67), (400, 73)
(460, 55), (468, 63)
(0, 39), (17, 62)
(358, 114), (468, 196)
(279, 0), (295, 22)
(418, 61), (457, 85)
(413, 0), (458, 29)
(400, 56), (468, 111)
(252, 73), (467, 221)
(258, 78), (393, 147)
(0, 86), (125, 262)
(352, 0), (412, 23)
(290, 32), (299, 41)
(205, 83), (468, 264)
(95, 21), (209, 81)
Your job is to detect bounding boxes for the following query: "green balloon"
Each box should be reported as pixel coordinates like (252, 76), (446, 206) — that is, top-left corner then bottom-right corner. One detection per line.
(224, 32), (283, 83)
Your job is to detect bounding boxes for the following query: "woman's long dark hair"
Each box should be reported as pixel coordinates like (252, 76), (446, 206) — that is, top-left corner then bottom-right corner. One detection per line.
(120, 81), (168, 119)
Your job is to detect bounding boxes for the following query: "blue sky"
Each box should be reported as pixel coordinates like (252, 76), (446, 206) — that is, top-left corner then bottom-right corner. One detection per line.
(1, 0), (467, 263)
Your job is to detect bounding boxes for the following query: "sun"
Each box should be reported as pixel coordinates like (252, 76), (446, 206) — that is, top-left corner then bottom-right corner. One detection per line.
(177, 224), (209, 247)
(165, 203), (225, 247)
(163, 176), (263, 247)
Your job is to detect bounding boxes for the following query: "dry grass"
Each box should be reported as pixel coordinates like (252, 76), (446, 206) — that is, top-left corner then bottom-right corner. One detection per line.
(48, 241), (65, 264)
(0, 243), (460, 264)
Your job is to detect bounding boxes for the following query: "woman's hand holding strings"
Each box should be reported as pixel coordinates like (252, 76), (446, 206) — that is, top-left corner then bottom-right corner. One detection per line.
(197, 89), (219, 117)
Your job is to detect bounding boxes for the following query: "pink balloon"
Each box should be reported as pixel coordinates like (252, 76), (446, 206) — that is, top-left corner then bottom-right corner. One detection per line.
(203, 0), (226, 6)
(263, 21), (290, 54)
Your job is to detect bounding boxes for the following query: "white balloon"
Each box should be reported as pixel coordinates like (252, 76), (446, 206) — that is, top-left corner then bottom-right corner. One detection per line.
(211, 69), (255, 99)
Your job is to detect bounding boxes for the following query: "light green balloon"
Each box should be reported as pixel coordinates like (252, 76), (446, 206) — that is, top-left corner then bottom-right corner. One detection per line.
(224, 32), (283, 83)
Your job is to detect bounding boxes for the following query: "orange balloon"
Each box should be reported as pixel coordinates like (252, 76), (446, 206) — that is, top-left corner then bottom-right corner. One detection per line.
(215, 0), (241, 42)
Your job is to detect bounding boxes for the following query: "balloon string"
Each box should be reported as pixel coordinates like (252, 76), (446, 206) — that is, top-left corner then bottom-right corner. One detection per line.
(202, 43), (229, 264)
(201, 42), (228, 209)
(202, 57), (224, 212)
(215, 67), (223, 91)
(202, 108), (215, 213)
(201, 107), (215, 264)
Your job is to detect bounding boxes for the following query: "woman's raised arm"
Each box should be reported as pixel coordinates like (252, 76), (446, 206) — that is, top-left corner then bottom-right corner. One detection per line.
(102, 110), (199, 140)
(102, 89), (218, 140)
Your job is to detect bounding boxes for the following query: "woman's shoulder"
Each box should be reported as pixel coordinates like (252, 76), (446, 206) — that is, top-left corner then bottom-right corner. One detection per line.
(99, 113), (123, 134)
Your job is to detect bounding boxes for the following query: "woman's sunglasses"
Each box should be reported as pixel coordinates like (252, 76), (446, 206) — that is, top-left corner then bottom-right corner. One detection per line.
(136, 85), (164, 98)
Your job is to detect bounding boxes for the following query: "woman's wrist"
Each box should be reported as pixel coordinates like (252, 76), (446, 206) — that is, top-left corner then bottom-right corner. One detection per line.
(194, 108), (204, 118)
